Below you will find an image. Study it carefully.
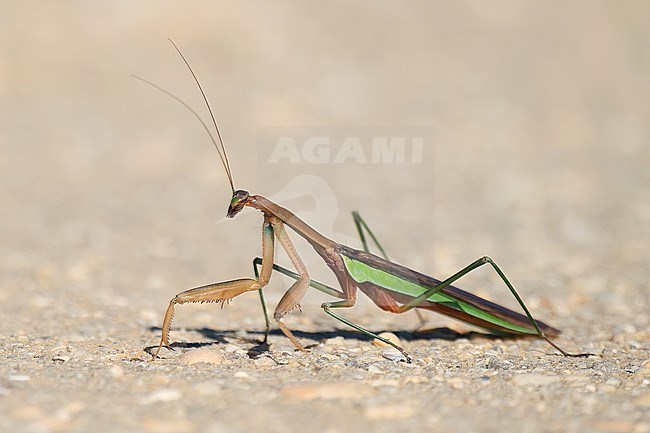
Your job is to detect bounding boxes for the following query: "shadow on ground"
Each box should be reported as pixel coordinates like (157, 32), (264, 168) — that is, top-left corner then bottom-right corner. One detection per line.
(144, 325), (521, 358)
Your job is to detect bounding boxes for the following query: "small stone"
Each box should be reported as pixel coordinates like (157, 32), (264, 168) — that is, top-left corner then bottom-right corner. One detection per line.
(234, 371), (252, 379)
(223, 344), (243, 353)
(324, 336), (346, 346)
(193, 382), (221, 395)
(253, 356), (277, 367)
(367, 364), (382, 374)
(447, 378), (466, 389)
(141, 389), (182, 404)
(317, 353), (339, 362)
(50, 401), (85, 424)
(373, 332), (400, 348)
(109, 365), (124, 378)
(382, 349), (407, 362)
(179, 348), (224, 365)
(8, 374), (30, 382)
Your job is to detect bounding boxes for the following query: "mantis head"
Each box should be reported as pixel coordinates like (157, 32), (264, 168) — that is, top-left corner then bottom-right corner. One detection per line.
(227, 189), (250, 218)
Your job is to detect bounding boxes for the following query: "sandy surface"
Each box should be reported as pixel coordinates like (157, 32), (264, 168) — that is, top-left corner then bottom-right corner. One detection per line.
(1, 2), (649, 433)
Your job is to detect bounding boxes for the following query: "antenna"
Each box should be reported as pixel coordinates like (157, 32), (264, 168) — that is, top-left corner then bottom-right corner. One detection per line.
(132, 39), (235, 193)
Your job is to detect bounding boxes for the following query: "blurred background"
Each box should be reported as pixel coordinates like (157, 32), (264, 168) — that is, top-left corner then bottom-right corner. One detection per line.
(2, 0), (648, 318)
(0, 2), (648, 432)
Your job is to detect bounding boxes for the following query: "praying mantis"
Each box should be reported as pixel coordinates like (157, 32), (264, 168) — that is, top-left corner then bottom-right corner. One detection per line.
(140, 40), (589, 363)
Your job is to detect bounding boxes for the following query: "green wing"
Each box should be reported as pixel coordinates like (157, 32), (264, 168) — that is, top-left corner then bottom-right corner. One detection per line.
(341, 252), (546, 335)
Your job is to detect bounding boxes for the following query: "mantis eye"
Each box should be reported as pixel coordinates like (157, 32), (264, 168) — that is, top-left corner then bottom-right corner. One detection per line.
(226, 190), (250, 218)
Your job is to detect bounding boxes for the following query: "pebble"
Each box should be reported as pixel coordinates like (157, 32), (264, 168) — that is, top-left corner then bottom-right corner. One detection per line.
(109, 365), (124, 379)
(52, 401), (85, 422)
(367, 364), (382, 374)
(382, 349), (408, 362)
(324, 336), (346, 346)
(446, 378), (466, 389)
(253, 356), (277, 367)
(223, 344), (244, 353)
(178, 348), (224, 365)
(8, 374), (30, 382)
(317, 353), (339, 362)
(193, 382), (221, 395)
(141, 389), (182, 404)
(234, 371), (252, 379)
(372, 332), (400, 348)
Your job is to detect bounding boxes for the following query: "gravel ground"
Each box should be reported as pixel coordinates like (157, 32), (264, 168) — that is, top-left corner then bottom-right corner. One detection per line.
(1, 2), (649, 433)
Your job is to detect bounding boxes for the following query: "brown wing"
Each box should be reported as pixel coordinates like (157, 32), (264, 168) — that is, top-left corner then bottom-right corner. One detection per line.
(339, 245), (560, 337)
